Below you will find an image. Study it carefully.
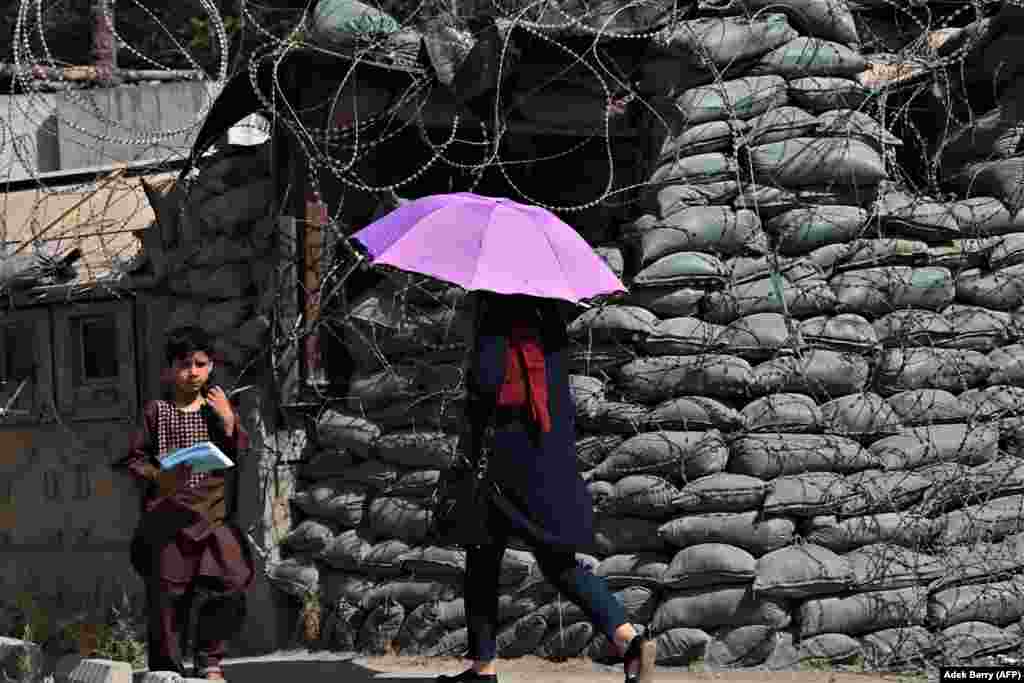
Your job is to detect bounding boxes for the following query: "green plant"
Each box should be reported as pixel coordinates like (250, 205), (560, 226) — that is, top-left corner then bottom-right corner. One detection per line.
(799, 657), (835, 672)
(89, 591), (147, 669)
(687, 655), (705, 673)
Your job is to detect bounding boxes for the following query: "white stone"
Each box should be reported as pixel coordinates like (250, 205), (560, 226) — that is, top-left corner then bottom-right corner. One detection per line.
(66, 659), (132, 683)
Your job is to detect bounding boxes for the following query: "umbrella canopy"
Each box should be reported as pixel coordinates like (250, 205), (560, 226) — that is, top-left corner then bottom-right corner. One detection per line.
(351, 192), (627, 304)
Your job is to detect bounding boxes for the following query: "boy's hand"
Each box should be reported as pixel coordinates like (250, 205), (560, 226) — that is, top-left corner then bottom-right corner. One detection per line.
(206, 386), (235, 435)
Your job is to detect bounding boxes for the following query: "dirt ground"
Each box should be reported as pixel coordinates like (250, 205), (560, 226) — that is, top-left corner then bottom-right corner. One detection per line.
(358, 655), (906, 682)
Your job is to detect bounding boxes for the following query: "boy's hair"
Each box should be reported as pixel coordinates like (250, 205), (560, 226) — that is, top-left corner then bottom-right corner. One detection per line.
(164, 325), (215, 365)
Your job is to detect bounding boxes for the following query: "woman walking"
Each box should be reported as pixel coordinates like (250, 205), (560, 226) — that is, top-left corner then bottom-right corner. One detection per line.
(436, 292), (656, 683)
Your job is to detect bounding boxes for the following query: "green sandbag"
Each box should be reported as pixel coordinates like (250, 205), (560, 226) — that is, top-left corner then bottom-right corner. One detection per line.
(311, 0), (401, 44)
(652, 14), (797, 67)
(750, 137), (887, 187)
(745, 106), (818, 146)
(721, 0), (859, 46)
(789, 77), (868, 112)
(751, 37), (867, 78)
(674, 76), (788, 125)
(768, 205), (869, 255)
(650, 153), (738, 186)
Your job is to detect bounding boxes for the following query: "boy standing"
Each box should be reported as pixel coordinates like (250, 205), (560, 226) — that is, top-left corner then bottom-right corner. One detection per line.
(114, 326), (254, 680)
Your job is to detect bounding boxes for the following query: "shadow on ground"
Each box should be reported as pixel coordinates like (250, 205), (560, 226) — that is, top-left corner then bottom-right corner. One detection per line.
(222, 657), (435, 681)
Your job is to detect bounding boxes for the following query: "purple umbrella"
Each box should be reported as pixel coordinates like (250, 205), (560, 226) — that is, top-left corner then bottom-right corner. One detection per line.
(351, 192), (626, 304)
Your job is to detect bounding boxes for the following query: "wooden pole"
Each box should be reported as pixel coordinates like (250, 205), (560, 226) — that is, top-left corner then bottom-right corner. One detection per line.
(91, 0), (118, 85)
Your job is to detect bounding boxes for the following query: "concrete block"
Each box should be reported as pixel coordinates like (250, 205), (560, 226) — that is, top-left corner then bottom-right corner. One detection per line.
(66, 658), (132, 683)
(138, 671), (207, 683)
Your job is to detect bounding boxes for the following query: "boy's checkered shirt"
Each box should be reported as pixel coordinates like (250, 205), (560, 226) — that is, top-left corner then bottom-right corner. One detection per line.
(155, 400), (211, 488)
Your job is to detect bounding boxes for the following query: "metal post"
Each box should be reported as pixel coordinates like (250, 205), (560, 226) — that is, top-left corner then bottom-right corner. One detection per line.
(91, 0), (119, 85)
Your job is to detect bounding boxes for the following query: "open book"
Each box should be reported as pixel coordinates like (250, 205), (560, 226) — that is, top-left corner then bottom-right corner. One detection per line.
(159, 441), (235, 473)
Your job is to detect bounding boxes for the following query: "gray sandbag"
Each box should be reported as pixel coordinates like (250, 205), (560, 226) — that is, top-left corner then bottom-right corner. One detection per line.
(788, 77), (868, 112)
(957, 263), (1024, 310)
(990, 344), (1024, 385)
(860, 625), (934, 667)
(716, 313), (793, 360)
(989, 234), (1024, 270)
(365, 496), (430, 545)
(745, 106), (819, 146)
(632, 252), (729, 289)
(841, 470), (932, 516)
(706, 625), (777, 667)
(321, 529), (374, 571)
(588, 481), (615, 508)
(321, 572), (377, 606)
(266, 557), (320, 599)
(868, 423), (999, 470)
(639, 208), (766, 263)
(424, 627), (468, 657)
(675, 473), (769, 513)
(719, 0), (859, 46)
(876, 348), (990, 395)
(953, 157), (1024, 213)
(652, 586), (791, 632)
(819, 393), (903, 440)
(617, 585), (661, 624)
(835, 238), (931, 273)
(395, 601), (445, 654)
(643, 317), (725, 355)
(356, 601), (405, 654)
(595, 553), (671, 590)
(932, 534), (1024, 592)
(646, 396), (745, 432)
(660, 120), (744, 160)
(315, 410), (381, 457)
(568, 305), (658, 342)
(652, 14), (796, 66)
(741, 393), (821, 432)
(576, 435), (624, 473)
(663, 543), (757, 589)
(959, 385), (1024, 419)
(706, 276), (837, 325)
(319, 460), (401, 490)
(592, 516), (668, 555)
(751, 37), (866, 77)
(659, 511), (796, 556)
(385, 469), (441, 499)
(938, 494), (1024, 546)
(348, 363), (462, 412)
(585, 401), (653, 434)
(535, 600), (586, 628)
(500, 549), (537, 587)
(832, 266), (956, 317)
(935, 621), (1022, 661)
(887, 389), (967, 426)
(816, 109), (902, 146)
(873, 309), (956, 347)
(730, 433), (875, 479)
(496, 614), (548, 658)
(653, 628), (712, 665)
(624, 286), (705, 317)
(282, 519), (338, 555)
(375, 431), (457, 470)
(589, 430), (727, 482)
(291, 481), (368, 528)
(673, 76), (789, 125)
(752, 350), (870, 398)
(594, 246), (625, 279)
(751, 136), (883, 188)
(649, 153), (739, 187)
(570, 375), (605, 421)
(799, 314), (877, 353)
(929, 578), (1024, 628)
(845, 543), (943, 591)
(942, 305), (1013, 351)
(769, 205), (869, 256)
(763, 472), (854, 517)
(603, 475), (682, 519)
(798, 585), (929, 638)
(644, 183), (728, 215)
(359, 578), (458, 612)
(797, 633), (863, 664)
(754, 544), (852, 598)
(615, 355), (754, 403)
(398, 546), (465, 580)
(806, 512), (935, 553)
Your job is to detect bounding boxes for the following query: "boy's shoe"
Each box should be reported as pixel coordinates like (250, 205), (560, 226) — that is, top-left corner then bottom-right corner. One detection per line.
(435, 670), (497, 682)
(623, 634), (657, 683)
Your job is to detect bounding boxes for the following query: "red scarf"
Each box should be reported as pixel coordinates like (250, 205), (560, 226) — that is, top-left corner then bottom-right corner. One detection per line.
(496, 321), (552, 433)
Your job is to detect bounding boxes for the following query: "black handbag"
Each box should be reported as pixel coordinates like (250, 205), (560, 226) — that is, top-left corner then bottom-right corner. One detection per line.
(429, 423), (496, 547)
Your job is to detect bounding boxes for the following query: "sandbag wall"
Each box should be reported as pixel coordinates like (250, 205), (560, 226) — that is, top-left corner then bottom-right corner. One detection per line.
(268, 2), (1024, 671)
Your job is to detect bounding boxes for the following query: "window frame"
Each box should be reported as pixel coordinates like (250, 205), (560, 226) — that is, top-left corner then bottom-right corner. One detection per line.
(0, 309), (54, 425)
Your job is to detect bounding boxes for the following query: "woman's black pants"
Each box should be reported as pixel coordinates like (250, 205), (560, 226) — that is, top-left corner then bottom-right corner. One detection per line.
(464, 510), (628, 661)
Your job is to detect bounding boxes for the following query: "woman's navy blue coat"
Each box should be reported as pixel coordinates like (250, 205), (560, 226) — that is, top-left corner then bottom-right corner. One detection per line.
(467, 298), (595, 551)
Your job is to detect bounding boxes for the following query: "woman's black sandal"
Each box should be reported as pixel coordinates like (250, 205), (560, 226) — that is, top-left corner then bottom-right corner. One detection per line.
(623, 634), (657, 683)
(435, 670), (497, 682)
